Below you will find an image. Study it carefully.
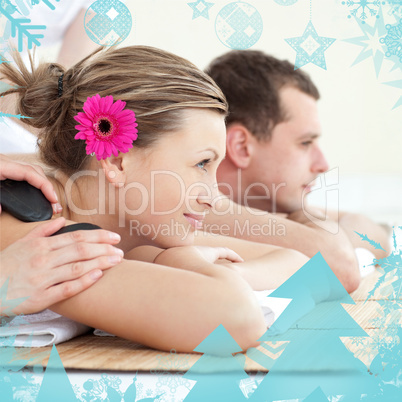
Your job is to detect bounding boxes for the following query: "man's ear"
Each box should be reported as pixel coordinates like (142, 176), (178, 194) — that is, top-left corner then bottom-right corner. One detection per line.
(226, 124), (254, 169)
(101, 156), (126, 188)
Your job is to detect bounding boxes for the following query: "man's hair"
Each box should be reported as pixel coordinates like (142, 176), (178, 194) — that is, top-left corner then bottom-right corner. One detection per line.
(205, 50), (320, 141)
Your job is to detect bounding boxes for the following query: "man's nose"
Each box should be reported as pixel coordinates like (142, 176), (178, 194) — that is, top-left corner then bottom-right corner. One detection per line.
(311, 146), (329, 173)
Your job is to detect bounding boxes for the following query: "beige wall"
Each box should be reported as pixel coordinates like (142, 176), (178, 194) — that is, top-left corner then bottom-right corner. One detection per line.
(124, 0), (401, 175)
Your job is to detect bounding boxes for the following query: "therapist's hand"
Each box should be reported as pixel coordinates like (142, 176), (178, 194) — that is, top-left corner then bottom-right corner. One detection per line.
(0, 154), (62, 215)
(0, 218), (124, 316)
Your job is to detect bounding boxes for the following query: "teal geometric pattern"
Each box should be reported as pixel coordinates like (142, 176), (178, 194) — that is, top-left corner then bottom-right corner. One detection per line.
(342, 0), (385, 24)
(215, 2), (263, 50)
(274, 0), (299, 5)
(84, 0), (132, 46)
(343, 8), (388, 77)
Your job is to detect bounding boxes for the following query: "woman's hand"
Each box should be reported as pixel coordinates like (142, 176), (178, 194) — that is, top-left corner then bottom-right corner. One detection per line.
(153, 245), (243, 275)
(191, 246), (244, 264)
(0, 217), (124, 316)
(0, 154), (62, 214)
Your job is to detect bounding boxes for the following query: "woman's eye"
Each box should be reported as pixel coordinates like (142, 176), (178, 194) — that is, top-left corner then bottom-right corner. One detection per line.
(196, 159), (210, 172)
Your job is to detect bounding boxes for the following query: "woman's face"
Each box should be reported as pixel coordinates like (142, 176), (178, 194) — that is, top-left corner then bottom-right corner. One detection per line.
(122, 109), (226, 248)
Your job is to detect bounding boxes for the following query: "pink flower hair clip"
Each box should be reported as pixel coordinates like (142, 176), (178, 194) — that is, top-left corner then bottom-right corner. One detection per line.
(74, 94), (138, 160)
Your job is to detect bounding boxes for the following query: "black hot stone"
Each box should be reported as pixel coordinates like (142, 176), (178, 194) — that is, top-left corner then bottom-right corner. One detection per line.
(0, 179), (53, 222)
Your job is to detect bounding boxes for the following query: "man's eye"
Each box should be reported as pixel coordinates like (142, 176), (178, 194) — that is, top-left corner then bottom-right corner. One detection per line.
(301, 141), (312, 147)
(196, 159), (211, 171)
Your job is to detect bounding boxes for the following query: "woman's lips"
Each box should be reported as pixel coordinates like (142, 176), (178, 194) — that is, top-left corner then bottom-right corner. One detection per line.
(303, 181), (316, 193)
(184, 213), (205, 229)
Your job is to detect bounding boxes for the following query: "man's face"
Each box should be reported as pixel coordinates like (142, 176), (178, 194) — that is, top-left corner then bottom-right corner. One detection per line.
(244, 86), (329, 213)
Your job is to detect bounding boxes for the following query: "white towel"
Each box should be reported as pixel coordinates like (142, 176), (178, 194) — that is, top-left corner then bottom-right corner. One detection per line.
(0, 310), (91, 347)
(254, 289), (289, 326)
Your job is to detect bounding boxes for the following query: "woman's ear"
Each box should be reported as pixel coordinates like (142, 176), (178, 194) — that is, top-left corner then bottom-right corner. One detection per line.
(226, 124), (254, 169)
(101, 156), (126, 188)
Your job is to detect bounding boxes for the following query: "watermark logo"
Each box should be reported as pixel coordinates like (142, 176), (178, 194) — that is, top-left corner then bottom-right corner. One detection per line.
(302, 168), (339, 234)
(63, 167), (338, 236)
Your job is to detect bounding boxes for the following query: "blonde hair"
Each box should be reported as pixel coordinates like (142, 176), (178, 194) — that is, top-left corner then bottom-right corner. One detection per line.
(0, 46), (228, 174)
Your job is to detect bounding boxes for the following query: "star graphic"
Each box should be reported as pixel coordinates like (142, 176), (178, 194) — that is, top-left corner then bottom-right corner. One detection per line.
(187, 0), (214, 20)
(384, 79), (402, 109)
(343, 8), (387, 77)
(285, 21), (336, 70)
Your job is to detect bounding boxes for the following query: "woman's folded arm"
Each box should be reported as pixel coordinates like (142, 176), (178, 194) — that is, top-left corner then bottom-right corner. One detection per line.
(1, 214), (266, 352)
(51, 256), (267, 353)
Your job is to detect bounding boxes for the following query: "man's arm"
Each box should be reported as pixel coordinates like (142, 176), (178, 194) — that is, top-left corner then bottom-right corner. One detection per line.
(203, 196), (360, 293)
(302, 207), (391, 259)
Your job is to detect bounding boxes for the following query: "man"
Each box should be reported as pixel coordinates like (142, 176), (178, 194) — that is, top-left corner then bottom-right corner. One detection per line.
(199, 50), (390, 292)
(207, 51), (326, 214)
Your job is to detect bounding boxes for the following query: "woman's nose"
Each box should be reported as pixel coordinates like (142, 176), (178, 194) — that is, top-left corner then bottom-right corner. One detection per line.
(197, 180), (221, 209)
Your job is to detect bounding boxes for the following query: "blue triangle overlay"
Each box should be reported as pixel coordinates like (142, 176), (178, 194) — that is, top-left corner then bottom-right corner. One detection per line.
(184, 324), (248, 401)
(36, 345), (78, 402)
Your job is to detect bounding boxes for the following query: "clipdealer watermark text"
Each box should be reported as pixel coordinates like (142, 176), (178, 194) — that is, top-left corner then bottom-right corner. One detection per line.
(130, 218), (286, 240)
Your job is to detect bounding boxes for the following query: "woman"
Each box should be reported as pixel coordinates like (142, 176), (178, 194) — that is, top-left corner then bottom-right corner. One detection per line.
(0, 46), (307, 352)
(0, 154), (124, 315)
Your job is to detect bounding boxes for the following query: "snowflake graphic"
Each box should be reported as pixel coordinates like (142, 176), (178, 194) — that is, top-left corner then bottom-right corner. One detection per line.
(0, 0), (18, 14)
(30, 0), (60, 10)
(0, 281), (50, 401)
(350, 335), (368, 348)
(0, 112), (32, 125)
(344, 7), (388, 77)
(378, 299), (402, 325)
(385, 0), (402, 17)
(368, 325), (402, 397)
(0, 2), (46, 52)
(80, 374), (123, 401)
(151, 349), (192, 395)
(380, 18), (402, 71)
(136, 380), (144, 394)
(366, 243), (402, 300)
(352, 336), (379, 364)
(342, 0), (386, 24)
(348, 229), (402, 372)
(12, 380), (41, 402)
(239, 371), (266, 398)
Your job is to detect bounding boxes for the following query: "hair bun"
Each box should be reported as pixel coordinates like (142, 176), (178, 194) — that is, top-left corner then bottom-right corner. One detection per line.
(0, 50), (65, 129)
